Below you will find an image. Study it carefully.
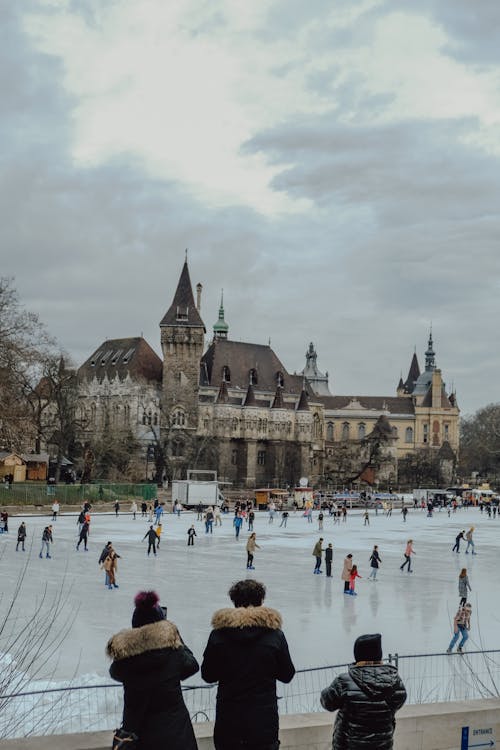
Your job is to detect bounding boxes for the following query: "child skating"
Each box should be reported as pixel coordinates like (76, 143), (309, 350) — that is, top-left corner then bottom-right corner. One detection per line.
(348, 565), (361, 595)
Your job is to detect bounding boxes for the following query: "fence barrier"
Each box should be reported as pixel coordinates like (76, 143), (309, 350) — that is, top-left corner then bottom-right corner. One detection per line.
(1, 650), (499, 739)
(1, 482), (157, 506)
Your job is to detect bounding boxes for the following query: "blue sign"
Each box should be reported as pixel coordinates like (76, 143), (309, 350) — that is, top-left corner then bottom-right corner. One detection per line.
(462, 726), (495, 749)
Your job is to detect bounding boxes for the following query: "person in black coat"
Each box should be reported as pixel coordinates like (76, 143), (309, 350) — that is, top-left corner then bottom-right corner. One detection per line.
(107, 590), (199, 750)
(201, 579), (295, 750)
(321, 633), (407, 750)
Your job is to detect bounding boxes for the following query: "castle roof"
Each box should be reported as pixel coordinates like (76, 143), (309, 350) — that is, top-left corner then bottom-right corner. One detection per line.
(403, 352), (421, 393)
(159, 260), (205, 330)
(78, 337), (162, 384)
(318, 395), (415, 415)
(420, 384), (454, 409)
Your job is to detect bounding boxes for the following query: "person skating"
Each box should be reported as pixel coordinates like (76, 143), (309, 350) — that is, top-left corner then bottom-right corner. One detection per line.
(321, 633), (407, 750)
(312, 538), (324, 574)
(214, 506), (222, 526)
(196, 502), (203, 520)
(402, 506), (408, 522)
(279, 510), (289, 528)
(141, 502), (147, 518)
(447, 603), (472, 654)
(248, 509), (255, 531)
(76, 520), (90, 551)
(318, 511), (324, 530)
(107, 591), (199, 750)
(143, 526), (158, 556)
(246, 532), (260, 569)
(458, 568), (471, 606)
(16, 522), (27, 551)
(103, 550), (120, 589)
(39, 525), (53, 559)
(205, 507), (214, 534)
(0, 510), (8, 532)
(187, 525), (197, 546)
(233, 512), (243, 539)
(363, 509), (370, 526)
(201, 579), (295, 750)
(452, 530), (465, 553)
(342, 554), (353, 593)
(114, 501), (120, 517)
(325, 543), (333, 577)
(156, 524), (163, 548)
(130, 501), (137, 520)
(369, 545), (382, 580)
(349, 565), (361, 595)
(400, 539), (415, 572)
(465, 527), (477, 555)
(51, 500), (60, 521)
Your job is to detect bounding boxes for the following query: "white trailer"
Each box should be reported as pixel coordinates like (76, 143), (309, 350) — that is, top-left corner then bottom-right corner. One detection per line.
(172, 470), (225, 508)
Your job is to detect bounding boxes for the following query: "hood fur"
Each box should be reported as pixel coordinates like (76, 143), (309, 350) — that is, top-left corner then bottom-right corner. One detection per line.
(211, 606), (282, 630)
(106, 620), (182, 661)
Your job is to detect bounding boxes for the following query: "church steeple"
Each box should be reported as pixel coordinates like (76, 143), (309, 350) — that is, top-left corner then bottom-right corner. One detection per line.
(160, 259), (205, 330)
(213, 290), (229, 340)
(425, 329), (436, 372)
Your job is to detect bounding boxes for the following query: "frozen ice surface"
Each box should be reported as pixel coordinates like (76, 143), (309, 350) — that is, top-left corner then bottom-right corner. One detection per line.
(0, 505), (499, 685)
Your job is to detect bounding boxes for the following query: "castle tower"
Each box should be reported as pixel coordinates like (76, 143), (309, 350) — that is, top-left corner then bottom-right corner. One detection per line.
(159, 259), (206, 429)
(213, 290), (229, 340)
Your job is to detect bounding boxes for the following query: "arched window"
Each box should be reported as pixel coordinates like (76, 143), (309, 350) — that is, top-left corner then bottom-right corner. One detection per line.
(231, 449), (238, 466)
(313, 413), (322, 438)
(257, 450), (266, 465)
(405, 426), (414, 443)
(342, 422), (350, 441)
(147, 410), (152, 426)
(90, 404), (96, 425)
(423, 423), (429, 443)
(222, 365), (231, 382)
(172, 440), (183, 457)
(326, 422), (334, 441)
(172, 409), (186, 427)
(142, 412), (147, 425)
(358, 423), (366, 440)
(276, 371), (284, 387)
(123, 404), (130, 425)
(392, 426), (398, 439)
(153, 413), (158, 426)
(249, 368), (258, 385)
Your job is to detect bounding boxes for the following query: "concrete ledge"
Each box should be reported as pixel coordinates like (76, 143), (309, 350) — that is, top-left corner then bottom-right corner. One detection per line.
(1, 698), (499, 749)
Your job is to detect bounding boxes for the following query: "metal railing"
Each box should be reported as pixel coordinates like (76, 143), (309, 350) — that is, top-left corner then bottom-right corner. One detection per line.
(1, 650), (499, 739)
(1, 482), (157, 506)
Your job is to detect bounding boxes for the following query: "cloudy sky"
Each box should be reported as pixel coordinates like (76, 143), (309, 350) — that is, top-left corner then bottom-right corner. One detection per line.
(2, 0), (500, 415)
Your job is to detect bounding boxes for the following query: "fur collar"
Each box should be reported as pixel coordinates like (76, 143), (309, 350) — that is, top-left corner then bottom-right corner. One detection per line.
(211, 606), (282, 630)
(106, 620), (182, 661)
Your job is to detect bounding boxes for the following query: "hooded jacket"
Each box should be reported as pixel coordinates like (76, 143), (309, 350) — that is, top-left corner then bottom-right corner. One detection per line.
(321, 663), (407, 750)
(107, 620), (199, 750)
(201, 606), (295, 746)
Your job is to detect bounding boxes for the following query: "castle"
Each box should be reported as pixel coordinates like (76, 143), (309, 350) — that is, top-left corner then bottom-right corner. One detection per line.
(75, 260), (459, 487)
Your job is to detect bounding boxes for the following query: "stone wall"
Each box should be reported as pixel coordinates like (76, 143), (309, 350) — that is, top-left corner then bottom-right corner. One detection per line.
(1, 698), (498, 750)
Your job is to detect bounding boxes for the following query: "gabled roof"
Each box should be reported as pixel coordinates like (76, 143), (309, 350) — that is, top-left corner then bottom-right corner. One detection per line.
(318, 395), (415, 415)
(159, 260), (205, 330)
(404, 352), (421, 393)
(271, 386), (285, 409)
(243, 383), (257, 407)
(78, 337), (162, 384)
(420, 385), (454, 409)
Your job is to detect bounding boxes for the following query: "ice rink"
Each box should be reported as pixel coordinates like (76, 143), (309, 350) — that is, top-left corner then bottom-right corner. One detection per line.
(1, 504), (499, 686)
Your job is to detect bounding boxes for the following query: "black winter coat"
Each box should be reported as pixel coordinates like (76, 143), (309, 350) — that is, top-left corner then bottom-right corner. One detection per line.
(321, 664), (406, 750)
(107, 620), (199, 750)
(201, 605), (295, 746)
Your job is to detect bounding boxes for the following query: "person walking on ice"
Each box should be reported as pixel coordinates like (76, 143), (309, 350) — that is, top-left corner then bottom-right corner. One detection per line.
(465, 527), (476, 554)
(280, 510), (289, 528)
(246, 532), (260, 569)
(103, 550), (120, 589)
(325, 543), (333, 577)
(458, 568), (471, 606)
(363, 509), (370, 526)
(130, 501), (137, 520)
(187, 525), (197, 546)
(313, 538), (324, 574)
(447, 603), (472, 654)
(233, 512), (243, 539)
(349, 564), (361, 595)
(143, 526), (158, 556)
(76, 520), (90, 551)
(369, 545), (382, 580)
(318, 511), (324, 530)
(51, 500), (60, 521)
(452, 530), (465, 553)
(16, 522), (27, 551)
(342, 554), (353, 593)
(39, 525), (53, 558)
(400, 539), (415, 572)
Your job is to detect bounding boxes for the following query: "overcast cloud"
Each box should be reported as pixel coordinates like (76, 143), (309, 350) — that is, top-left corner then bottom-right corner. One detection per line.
(2, 0), (500, 415)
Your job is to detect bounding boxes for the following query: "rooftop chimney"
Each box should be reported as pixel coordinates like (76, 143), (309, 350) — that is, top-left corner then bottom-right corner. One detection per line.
(196, 283), (202, 312)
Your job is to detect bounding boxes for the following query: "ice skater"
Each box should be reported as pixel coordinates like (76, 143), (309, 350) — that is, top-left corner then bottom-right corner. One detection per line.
(325, 543), (333, 577)
(342, 554), (353, 592)
(465, 527), (476, 555)
(130, 501), (137, 519)
(458, 568), (471, 606)
(76, 520), (90, 551)
(279, 510), (289, 528)
(348, 565), (361, 595)
(313, 538), (324, 574)
(214, 506), (222, 526)
(114, 501), (120, 517)
(446, 603), (472, 654)
(368, 545), (381, 580)
(248, 509), (255, 531)
(402, 506), (408, 522)
(154, 503), (164, 526)
(156, 523), (162, 548)
(143, 526), (158, 556)
(246, 532), (260, 569)
(234, 512), (243, 539)
(318, 511), (324, 530)
(187, 525), (197, 546)
(205, 507), (214, 533)
(400, 539), (415, 572)
(39, 525), (53, 559)
(16, 522), (27, 551)
(141, 502), (147, 518)
(103, 550), (119, 589)
(51, 500), (60, 521)
(452, 530), (465, 553)
(363, 509), (370, 526)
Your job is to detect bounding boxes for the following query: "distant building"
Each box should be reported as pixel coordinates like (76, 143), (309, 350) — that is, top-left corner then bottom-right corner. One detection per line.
(72, 261), (459, 487)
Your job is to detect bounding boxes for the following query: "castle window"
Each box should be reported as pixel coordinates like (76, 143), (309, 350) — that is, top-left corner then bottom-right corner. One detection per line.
(249, 368), (258, 386)
(327, 422), (334, 441)
(405, 426), (413, 443)
(231, 449), (238, 465)
(172, 440), (183, 457)
(342, 422), (350, 441)
(172, 409), (186, 427)
(444, 423), (449, 440)
(358, 423), (366, 440)
(391, 426), (398, 439)
(313, 413), (322, 439)
(153, 413), (158, 426)
(423, 424), (429, 444)
(90, 404), (96, 425)
(123, 404), (130, 425)
(276, 371), (284, 388)
(257, 450), (266, 466)
(147, 411), (152, 426)
(222, 366), (231, 382)
(142, 413), (147, 426)
(176, 306), (189, 321)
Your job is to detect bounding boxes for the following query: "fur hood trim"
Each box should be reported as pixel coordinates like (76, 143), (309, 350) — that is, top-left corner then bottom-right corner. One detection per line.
(211, 606), (282, 630)
(106, 620), (182, 661)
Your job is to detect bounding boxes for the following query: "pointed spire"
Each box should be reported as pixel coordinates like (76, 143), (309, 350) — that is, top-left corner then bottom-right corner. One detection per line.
(397, 375), (404, 391)
(425, 328), (436, 371)
(160, 259), (206, 330)
(297, 384), (310, 412)
(243, 382), (257, 407)
(216, 379), (229, 404)
(213, 289), (229, 340)
(403, 352), (421, 393)
(271, 385), (284, 409)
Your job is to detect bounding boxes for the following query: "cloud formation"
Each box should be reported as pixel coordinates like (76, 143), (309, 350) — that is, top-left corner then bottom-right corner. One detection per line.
(2, 1), (500, 415)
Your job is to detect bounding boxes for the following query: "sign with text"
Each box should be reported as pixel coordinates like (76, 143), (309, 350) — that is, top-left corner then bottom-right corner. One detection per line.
(461, 726), (496, 750)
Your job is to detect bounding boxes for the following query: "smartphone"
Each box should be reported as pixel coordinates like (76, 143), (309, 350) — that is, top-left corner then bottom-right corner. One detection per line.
(160, 605), (167, 618)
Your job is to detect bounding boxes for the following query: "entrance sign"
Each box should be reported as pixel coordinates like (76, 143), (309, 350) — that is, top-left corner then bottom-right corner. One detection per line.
(461, 726), (495, 750)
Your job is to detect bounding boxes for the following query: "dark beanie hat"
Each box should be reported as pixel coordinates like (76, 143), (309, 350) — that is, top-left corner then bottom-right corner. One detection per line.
(354, 633), (382, 662)
(132, 591), (165, 628)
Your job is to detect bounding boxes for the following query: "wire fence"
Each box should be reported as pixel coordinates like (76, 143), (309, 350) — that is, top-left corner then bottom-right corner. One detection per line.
(1, 650), (499, 739)
(0, 482), (157, 506)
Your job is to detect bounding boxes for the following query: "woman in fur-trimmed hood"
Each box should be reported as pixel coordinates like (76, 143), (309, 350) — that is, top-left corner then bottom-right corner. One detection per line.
(201, 579), (295, 750)
(106, 591), (199, 750)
